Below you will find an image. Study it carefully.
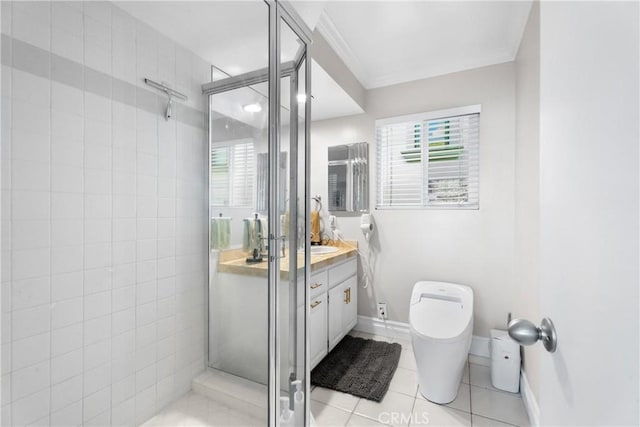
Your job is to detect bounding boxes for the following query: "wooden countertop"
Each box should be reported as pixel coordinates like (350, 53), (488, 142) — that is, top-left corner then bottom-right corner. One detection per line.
(217, 241), (358, 278)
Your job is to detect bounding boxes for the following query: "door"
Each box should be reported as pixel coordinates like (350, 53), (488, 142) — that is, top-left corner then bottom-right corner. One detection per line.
(328, 275), (357, 350)
(310, 293), (328, 368)
(274, 4), (313, 427)
(538, 2), (639, 425)
(343, 276), (358, 332)
(328, 282), (346, 349)
(205, 2), (313, 426)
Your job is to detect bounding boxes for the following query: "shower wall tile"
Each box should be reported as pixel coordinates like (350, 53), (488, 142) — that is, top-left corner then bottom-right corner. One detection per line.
(51, 245), (83, 274)
(51, 271), (83, 302)
(11, 331), (49, 371)
(51, 54), (83, 90)
(83, 386), (111, 421)
(11, 387), (50, 426)
(51, 375), (83, 412)
(12, 2), (51, 51)
(11, 276), (50, 310)
(52, 2), (84, 36)
(11, 220), (50, 250)
(12, 68), (49, 106)
(50, 398), (82, 426)
(12, 304), (50, 341)
(1, 1), (12, 36)
(12, 247), (50, 280)
(51, 348), (82, 385)
(2, 1), (209, 424)
(12, 133), (48, 167)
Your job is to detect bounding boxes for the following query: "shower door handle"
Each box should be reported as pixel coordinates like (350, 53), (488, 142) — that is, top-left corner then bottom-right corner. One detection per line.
(268, 235), (287, 260)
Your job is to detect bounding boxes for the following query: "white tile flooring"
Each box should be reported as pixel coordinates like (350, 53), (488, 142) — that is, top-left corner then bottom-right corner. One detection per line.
(140, 332), (530, 427)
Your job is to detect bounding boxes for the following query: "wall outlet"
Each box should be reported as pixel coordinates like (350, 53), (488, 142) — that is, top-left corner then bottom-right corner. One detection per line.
(377, 302), (388, 320)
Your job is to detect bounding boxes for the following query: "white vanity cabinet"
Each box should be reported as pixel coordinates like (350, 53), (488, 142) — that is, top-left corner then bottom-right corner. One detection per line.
(309, 257), (358, 369)
(309, 270), (328, 367)
(328, 270), (358, 350)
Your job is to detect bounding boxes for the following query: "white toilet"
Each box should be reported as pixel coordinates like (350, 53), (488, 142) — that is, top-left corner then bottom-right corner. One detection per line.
(409, 281), (474, 404)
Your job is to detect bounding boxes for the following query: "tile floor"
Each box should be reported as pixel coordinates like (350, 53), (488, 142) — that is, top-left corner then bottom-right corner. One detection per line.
(311, 332), (529, 427)
(141, 332), (530, 427)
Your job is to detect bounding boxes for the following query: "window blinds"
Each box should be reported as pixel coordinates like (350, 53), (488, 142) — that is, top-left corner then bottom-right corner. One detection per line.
(210, 140), (255, 207)
(376, 107), (480, 209)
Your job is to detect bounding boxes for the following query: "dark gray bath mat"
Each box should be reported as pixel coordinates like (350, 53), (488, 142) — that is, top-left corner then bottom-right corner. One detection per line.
(311, 335), (402, 402)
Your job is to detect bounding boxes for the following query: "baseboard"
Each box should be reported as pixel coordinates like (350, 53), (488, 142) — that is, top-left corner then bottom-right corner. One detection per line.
(469, 335), (490, 358)
(520, 370), (540, 427)
(354, 315), (490, 358)
(354, 315), (411, 340)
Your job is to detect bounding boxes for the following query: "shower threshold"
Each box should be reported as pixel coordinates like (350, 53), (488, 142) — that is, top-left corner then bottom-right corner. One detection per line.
(192, 369), (268, 422)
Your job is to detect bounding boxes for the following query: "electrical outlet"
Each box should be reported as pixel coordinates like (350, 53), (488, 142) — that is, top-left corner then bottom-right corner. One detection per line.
(377, 302), (387, 320)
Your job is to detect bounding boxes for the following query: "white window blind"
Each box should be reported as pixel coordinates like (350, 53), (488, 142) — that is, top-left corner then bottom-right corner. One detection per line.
(376, 106), (480, 209)
(210, 140), (255, 207)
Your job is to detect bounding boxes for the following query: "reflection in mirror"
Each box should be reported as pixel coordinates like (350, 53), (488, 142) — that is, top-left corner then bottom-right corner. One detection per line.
(328, 142), (369, 213)
(256, 152), (288, 214)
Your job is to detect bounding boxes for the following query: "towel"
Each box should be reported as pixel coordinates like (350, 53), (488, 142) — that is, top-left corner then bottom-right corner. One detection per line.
(311, 211), (321, 244)
(211, 217), (231, 250)
(243, 217), (268, 252)
(242, 218), (255, 251)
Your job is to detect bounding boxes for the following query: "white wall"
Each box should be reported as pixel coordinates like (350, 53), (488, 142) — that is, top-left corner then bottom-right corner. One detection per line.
(311, 62), (517, 337)
(538, 1), (639, 425)
(514, 1), (541, 401)
(0, 2), (209, 425)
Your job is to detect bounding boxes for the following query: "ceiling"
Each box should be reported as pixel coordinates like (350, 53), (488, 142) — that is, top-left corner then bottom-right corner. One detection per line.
(116, 1), (532, 123)
(317, 1), (533, 89)
(115, 1), (363, 123)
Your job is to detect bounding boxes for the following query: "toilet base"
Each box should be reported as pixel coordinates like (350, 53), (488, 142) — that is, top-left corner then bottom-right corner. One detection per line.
(415, 365), (464, 404)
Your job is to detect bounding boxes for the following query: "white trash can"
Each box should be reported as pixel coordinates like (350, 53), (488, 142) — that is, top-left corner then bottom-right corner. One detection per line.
(490, 329), (521, 393)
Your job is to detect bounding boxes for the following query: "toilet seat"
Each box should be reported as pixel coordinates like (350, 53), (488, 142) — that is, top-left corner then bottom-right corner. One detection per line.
(409, 282), (473, 342)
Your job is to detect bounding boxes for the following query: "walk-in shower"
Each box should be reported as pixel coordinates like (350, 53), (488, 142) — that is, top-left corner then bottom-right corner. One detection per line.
(202, 2), (311, 425)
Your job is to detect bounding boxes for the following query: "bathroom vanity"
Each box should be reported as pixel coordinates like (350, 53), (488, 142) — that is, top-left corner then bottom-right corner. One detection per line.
(309, 256), (358, 368)
(211, 242), (358, 384)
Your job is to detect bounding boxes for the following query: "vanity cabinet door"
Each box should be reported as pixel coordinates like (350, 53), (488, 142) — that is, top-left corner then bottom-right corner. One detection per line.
(328, 281), (345, 350)
(310, 293), (328, 369)
(342, 276), (358, 333)
(328, 276), (358, 351)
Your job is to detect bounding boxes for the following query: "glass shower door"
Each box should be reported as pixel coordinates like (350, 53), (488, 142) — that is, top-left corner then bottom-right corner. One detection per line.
(277, 15), (311, 427)
(204, 1), (312, 426)
(206, 1), (271, 422)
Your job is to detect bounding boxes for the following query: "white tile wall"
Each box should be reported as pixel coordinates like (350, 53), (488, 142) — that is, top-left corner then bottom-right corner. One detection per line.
(1, 1), (209, 425)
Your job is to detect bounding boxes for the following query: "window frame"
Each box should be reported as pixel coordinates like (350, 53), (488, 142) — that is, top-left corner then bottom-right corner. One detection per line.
(375, 104), (481, 210)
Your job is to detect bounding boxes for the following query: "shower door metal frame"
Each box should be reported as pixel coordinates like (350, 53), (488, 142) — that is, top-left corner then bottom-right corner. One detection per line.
(203, 1), (312, 426)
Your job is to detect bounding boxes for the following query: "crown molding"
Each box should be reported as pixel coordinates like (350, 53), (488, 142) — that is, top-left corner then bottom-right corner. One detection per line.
(315, 11), (371, 89)
(366, 55), (516, 89)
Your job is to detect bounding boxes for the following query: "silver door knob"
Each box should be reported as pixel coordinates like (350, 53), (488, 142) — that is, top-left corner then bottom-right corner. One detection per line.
(508, 317), (558, 353)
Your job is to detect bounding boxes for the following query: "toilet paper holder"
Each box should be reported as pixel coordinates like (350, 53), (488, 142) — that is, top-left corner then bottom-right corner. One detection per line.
(508, 317), (558, 353)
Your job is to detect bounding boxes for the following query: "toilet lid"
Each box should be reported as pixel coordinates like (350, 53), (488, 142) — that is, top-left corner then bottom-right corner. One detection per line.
(409, 281), (473, 340)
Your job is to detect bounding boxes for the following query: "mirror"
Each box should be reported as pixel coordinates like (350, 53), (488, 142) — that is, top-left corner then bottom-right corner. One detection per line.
(328, 142), (369, 213)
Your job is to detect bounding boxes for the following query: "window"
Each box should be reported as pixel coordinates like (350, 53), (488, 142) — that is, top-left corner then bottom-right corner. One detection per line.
(376, 105), (480, 209)
(210, 139), (255, 207)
